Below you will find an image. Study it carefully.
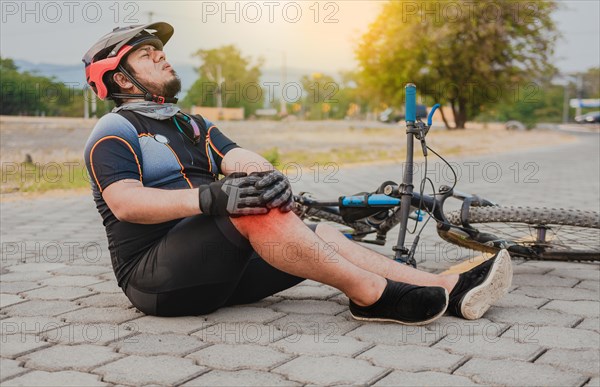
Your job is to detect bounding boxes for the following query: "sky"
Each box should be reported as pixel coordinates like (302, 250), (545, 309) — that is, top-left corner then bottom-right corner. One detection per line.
(1, 0), (599, 76)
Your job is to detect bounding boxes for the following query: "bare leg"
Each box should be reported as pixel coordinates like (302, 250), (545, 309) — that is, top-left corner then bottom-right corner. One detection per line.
(314, 223), (459, 294)
(231, 211), (387, 306)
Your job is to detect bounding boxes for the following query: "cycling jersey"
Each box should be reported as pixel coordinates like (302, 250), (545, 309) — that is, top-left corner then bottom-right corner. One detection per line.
(83, 110), (239, 287)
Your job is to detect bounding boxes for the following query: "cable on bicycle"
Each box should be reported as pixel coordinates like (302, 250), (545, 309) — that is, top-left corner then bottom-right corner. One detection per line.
(426, 145), (458, 192)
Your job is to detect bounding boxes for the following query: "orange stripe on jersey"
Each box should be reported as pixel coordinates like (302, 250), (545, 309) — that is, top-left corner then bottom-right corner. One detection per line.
(165, 143), (193, 188)
(89, 135), (142, 193)
(205, 140), (215, 176)
(207, 126), (225, 158)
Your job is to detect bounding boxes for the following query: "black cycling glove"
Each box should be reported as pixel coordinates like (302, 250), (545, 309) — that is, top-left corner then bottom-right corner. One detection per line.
(251, 170), (294, 213)
(198, 172), (270, 217)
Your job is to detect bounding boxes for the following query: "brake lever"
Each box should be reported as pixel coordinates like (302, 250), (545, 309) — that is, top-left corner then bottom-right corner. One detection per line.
(415, 120), (428, 156)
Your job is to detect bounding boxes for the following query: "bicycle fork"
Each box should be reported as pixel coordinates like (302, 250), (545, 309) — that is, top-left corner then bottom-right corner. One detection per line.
(393, 84), (419, 267)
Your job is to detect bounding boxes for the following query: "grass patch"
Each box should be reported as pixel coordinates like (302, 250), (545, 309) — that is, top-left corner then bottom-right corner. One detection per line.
(272, 147), (404, 167)
(260, 147), (281, 165)
(1, 160), (90, 194)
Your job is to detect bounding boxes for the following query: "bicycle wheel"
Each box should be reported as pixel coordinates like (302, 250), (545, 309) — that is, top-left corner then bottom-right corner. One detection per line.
(441, 206), (600, 261)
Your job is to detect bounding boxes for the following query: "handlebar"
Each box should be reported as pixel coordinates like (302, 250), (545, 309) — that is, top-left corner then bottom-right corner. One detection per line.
(427, 104), (440, 126)
(406, 84), (439, 127)
(405, 83), (417, 123)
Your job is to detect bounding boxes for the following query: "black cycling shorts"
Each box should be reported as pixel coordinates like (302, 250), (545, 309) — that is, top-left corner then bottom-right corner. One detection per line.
(123, 214), (317, 316)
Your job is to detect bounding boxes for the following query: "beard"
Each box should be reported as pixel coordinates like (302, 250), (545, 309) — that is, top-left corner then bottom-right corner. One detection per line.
(135, 69), (181, 99)
(160, 70), (182, 98)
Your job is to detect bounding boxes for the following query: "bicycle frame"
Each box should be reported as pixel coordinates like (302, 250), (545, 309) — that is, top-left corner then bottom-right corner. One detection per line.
(294, 84), (599, 263)
(294, 84), (499, 266)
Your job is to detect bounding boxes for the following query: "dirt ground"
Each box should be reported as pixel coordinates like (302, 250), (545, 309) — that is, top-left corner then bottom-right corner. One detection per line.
(0, 115), (576, 166)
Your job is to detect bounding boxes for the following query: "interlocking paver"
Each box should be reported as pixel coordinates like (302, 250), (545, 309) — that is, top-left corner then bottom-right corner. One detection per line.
(577, 280), (600, 292)
(204, 306), (285, 323)
(511, 264), (552, 275)
(374, 370), (480, 386)
(547, 268), (600, 281)
(40, 275), (104, 287)
(484, 306), (581, 327)
(2, 370), (109, 386)
(502, 325), (600, 349)
(192, 322), (288, 345)
(86, 280), (122, 293)
(587, 377), (600, 387)
(125, 315), (212, 334)
(0, 294), (26, 308)
(1, 135), (599, 386)
(347, 322), (442, 346)
(512, 274), (579, 288)
(576, 317), (600, 332)
(272, 355), (387, 385)
(58, 306), (139, 324)
(50, 265), (111, 276)
(0, 359), (28, 382)
(270, 312), (359, 335)
(94, 355), (207, 386)
(0, 271), (53, 282)
(535, 348), (600, 376)
(455, 358), (588, 386)
(187, 343), (292, 371)
(21, 286), (95, 301)
(541, 300), (600, 317)
(0, 334), (52, 359)
(270, 299), (347, 315)
(2, 299), (81, 317)
(426, 316), (508, 338)
(274, 333), (370, 357)
(4, 262), (67, 272)
(1, 316), (67, 336)
(111, 333), (207, 356)
(274, 284), (341, 300)
(42, 323), (137, 345)
(76, 292), (132, 308)
(513, 285), (599, 301)
(182, 369), (301, 386)
(250, 296), (283, 307)
(0, 281), (44, 294)
(493, 292), (549, 308)
(358, 344), (463, 372)
(327, 292), (350, 305)
(433, 335), (543, 361)
(20, 344), (122, 372)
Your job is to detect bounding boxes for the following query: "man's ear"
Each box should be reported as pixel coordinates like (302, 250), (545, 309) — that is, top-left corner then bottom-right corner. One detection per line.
(113, 72), (134, 90)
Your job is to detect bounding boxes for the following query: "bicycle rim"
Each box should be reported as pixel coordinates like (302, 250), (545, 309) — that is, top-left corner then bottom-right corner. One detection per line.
(445, 207), (600, 261)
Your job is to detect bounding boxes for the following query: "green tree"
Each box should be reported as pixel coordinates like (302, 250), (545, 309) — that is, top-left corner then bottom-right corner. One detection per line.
(477, 82), (564, 126)
(0, 56), (101, 117)
(182, 45), (264, 117)
(300, 72), (337, 120)
(356, 0), (560, 128)
(298, 71), (371, 120)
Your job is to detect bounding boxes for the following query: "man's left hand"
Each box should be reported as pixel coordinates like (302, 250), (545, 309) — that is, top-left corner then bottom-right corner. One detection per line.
(250, 170), (294, 213)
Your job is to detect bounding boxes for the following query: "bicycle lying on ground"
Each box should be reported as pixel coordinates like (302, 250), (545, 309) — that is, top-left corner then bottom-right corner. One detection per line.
(292, 84), (600, 266)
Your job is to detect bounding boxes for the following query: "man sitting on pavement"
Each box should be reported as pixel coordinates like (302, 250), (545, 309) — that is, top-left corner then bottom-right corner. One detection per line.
(82, 22), (513, 324)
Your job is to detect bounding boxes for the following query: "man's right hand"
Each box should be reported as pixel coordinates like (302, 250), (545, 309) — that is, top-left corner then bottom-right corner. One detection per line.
(198, 173), (270, 217)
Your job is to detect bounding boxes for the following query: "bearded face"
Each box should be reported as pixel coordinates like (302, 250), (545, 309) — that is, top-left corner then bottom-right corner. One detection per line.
(118, 44), (181, 99)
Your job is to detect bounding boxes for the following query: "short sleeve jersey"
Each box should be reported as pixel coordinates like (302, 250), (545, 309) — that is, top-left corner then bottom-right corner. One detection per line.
(83, 110), (239, 286)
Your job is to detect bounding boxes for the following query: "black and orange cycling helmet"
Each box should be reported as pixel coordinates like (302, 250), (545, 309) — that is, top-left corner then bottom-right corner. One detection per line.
(82, 22), (176, 103)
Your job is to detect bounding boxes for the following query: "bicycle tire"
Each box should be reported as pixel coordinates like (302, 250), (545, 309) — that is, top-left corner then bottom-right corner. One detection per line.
(441, 206), (600, 261)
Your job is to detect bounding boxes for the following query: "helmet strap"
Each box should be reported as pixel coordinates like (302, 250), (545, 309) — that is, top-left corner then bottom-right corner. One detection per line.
(111, 64), (178, 104)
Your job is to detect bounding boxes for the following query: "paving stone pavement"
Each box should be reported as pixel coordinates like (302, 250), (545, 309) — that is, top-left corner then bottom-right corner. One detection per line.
(1, 131), (599, 386)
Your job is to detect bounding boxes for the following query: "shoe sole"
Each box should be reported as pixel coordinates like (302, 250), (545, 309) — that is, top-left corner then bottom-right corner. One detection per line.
(349, 289), (449, 326)
(460, 249), (513, 320)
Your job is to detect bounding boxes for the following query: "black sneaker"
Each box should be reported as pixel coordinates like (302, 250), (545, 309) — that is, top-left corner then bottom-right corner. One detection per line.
(448, 249), (513, 320)
(349, 279), (448, 326)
